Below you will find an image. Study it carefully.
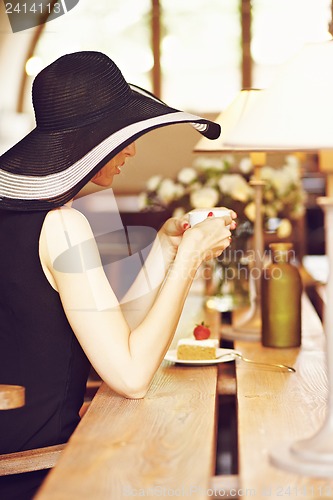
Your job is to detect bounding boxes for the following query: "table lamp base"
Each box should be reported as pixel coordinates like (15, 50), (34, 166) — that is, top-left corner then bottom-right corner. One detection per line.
(270, 444), (333, 478)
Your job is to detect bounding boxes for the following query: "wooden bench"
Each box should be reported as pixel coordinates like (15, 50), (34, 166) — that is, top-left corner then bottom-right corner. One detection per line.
(0, 384), (24, 410)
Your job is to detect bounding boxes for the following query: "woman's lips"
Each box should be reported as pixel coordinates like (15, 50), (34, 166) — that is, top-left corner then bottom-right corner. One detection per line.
(115, 162), (125, 174)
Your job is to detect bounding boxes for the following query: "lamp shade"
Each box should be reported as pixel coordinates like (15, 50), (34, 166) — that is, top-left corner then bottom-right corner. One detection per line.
(194, 89), (263, 152)
(224, 40), (333, 150)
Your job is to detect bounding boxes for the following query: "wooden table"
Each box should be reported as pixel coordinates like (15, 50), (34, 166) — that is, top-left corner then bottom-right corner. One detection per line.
(37, 293), (220, 499)
(234, 294), (333, 497)
(37, 291), (333, 499)
(37, 368), (218, 499)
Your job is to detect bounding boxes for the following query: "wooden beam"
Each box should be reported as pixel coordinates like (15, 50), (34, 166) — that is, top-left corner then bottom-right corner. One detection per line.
(151, 0), (161, 98)
(241, 0), (252, 89)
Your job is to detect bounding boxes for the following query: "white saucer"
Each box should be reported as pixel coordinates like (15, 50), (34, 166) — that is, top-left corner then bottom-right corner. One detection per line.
(164, 348), (239, 365)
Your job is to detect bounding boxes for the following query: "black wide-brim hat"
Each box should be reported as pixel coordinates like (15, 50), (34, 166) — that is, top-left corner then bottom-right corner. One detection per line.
(0, 51), (221, 211)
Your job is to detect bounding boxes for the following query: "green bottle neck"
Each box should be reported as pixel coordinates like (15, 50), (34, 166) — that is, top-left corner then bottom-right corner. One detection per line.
(270, 243), (294, 264)
(272, 250), (291, 263)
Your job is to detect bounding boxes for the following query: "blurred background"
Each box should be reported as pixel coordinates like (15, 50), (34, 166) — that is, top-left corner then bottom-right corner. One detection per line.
(0, 0), (332, 257)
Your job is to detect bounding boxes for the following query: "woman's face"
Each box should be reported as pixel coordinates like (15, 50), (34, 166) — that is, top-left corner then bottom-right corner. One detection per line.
(91, 142), (136, 187)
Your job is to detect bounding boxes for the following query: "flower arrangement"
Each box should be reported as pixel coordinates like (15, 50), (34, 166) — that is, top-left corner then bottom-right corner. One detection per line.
(139, 154), (306, 240)
(139, 154), (306, 311)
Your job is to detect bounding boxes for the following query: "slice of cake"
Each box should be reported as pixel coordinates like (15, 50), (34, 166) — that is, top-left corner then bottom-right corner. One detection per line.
(177, 338), (219, 361)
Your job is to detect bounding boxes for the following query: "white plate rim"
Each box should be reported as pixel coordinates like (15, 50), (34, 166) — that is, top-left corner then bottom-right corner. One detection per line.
(164, 347), (239, 365)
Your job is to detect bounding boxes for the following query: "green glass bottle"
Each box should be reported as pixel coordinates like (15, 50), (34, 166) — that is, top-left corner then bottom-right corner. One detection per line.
(261, 243), (302, 347)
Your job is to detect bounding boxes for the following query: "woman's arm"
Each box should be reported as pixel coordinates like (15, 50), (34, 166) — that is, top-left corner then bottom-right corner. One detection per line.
(40, 206), (231, 399)
(118, 218), (187, 328)
(120, 214), (236, 327)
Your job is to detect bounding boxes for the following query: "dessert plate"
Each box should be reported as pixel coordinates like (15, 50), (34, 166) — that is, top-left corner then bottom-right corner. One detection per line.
(164, 348), (239, 365)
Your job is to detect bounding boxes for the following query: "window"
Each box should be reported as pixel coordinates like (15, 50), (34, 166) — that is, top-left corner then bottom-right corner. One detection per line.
(24, 0), (332, 113)
(31, 0), (152, 88)
(251, 0), (332, 88)
(160, 0), (241, 112)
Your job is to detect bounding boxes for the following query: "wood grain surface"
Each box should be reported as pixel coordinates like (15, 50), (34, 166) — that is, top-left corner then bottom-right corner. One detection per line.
(0, 444), (65, 475)
(0, 384), (25, 410)
(35, 286), (333, 499)
(37, 360), (218, 499)
(235, 295), (333, 498)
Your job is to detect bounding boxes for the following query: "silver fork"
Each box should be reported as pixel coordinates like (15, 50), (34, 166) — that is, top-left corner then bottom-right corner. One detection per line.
(219, 351), (296, 373)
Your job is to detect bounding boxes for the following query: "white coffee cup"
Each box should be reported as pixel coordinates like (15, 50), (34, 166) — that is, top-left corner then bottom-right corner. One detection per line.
(189, 208), (231, 227)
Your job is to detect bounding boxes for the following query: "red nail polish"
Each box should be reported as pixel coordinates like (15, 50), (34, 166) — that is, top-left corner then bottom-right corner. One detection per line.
(183, 222), (190, 230)
(207, 212), (213, 217)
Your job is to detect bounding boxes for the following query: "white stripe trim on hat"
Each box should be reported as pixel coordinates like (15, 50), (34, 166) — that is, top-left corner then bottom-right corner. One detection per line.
(130, 85), (209, 134)
(129, 84), (164, 105)
(191, 122), (208, 132)
(0, 111), (208, 200)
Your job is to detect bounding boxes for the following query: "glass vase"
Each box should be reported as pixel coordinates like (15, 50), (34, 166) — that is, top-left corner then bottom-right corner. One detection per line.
(204, 223), (252, 313)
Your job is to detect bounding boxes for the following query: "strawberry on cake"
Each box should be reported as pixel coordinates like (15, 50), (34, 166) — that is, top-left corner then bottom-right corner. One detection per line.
(176, 322), (219, 360)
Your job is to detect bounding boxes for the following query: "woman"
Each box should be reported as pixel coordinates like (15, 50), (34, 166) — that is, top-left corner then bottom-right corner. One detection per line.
(0, 51), (235, 498)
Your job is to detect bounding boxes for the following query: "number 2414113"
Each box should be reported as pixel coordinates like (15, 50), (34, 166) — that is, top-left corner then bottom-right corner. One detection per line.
(5, 3), (62, 14)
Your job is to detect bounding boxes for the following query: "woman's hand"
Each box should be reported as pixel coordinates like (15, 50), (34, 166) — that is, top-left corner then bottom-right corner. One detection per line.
(159, 215), (190, 254)
(179, 212), (235, 265)
(159, 208), (237, 253)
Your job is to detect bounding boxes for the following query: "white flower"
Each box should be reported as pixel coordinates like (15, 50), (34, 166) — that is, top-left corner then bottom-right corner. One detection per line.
(264, 205), (278, 218)
(261, 166), (291, 197)
(239, 157), (253, 174)
(273, 200), (283, 212)
(291, 203), (305, 219)
(174, 183), (185, 197)
(137, 192), (148, 209)
(190, 181), (203, 192)
(190, 187), (219, 208)
(206, 177), (219, 188)
(157, 179), (179, 204)
(177, 167), (197, 184)
(172, 207), (186, 218)
(264, 189), (274, 202)
(285, 154), (300, 168)
(146, 175), (162, 191)
(244, 202), (256, 222)
(223, 154), (236, 167)
(283, 163), (300, 184)
(277, 218), (292, 238)
(260, 166), (275, 182)
(193, 156), (225, 172)
(218, 174), (253, 202)
(141, 154), (305, 226)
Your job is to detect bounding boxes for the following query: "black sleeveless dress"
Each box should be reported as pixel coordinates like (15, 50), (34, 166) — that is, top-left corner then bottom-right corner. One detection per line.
(0, 210), (91, 498)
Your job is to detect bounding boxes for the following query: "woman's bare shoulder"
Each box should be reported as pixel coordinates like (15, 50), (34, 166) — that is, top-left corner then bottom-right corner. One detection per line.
(45, 205), (90, 227)
(40, 205), (98, 268)
(43, 205), (94, 242)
